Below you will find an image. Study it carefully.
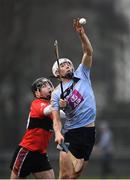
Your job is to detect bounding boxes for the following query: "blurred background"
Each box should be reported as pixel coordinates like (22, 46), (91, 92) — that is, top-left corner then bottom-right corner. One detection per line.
(0, 0), (130, 178)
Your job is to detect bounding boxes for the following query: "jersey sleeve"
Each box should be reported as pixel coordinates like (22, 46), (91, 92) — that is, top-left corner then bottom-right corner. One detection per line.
(51, 89), (60, 111)
(30, 100), (49, 118)
(74, 63), (90, 80)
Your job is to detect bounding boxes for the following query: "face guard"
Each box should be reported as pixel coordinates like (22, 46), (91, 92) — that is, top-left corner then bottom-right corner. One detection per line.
(31, 77), (54, 98)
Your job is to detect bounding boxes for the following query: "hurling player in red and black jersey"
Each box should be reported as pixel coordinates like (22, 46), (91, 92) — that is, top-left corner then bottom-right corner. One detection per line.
(10, 77), (55, 179)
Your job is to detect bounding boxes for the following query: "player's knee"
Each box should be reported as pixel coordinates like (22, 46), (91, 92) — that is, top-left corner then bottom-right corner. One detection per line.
(60, 168), (73, 179)
(60, 165), (83, 179)
(71, 159), (86, 178)
(72, 165), (83, 178)
(74, 159), (84, 172)
(60, 171), (70, 179)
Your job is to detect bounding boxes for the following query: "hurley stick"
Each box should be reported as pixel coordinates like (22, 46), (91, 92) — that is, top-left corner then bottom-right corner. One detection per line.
(54, 40), (64, 99)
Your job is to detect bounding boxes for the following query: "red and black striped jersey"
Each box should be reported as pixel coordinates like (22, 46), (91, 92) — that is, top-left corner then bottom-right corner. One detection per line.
(19, 99), (53, 154)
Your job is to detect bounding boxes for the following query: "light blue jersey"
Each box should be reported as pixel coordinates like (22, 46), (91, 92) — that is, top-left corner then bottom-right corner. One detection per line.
(51, 63), (96, 130)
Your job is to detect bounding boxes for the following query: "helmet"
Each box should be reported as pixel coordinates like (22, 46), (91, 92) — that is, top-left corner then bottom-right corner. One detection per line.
(31, 77), (54, 95)
(52, 58), (74, 77)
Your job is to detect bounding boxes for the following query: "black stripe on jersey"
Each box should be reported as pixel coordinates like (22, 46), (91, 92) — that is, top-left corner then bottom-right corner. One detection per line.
(28, 117), (53, 131)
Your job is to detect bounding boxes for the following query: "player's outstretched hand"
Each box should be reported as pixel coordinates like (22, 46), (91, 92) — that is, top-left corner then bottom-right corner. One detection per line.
(73, 18), (85, 34)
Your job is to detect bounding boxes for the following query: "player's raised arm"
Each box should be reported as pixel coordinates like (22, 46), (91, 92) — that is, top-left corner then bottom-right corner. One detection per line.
(73, 18), (93, 68)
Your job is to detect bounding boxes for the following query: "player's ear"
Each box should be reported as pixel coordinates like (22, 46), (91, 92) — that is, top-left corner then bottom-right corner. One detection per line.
(55, 69), (60, 77)
(35, 90), (40, 98)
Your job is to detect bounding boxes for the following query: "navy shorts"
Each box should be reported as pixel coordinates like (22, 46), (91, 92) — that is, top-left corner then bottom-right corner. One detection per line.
(10, 146), (52, 177)
(64, 126), (95, 161)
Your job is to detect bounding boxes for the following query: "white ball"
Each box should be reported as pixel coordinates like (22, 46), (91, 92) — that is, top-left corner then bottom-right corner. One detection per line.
(79, 18), (86, 25)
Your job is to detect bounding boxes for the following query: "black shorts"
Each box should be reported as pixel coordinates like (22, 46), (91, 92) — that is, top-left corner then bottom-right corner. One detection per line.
(64, 126), (95, 161)
(10, 146), (52, 178)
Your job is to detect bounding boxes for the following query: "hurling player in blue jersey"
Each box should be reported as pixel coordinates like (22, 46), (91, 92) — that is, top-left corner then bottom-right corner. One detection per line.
(51, 18), (96, 179)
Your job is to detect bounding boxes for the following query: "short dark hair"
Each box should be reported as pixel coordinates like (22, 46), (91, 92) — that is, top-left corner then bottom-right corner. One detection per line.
(31, 77), (53, 96)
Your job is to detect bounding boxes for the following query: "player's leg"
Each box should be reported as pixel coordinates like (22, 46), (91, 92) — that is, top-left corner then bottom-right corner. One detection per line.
(71, 126), (95, 178)
(59, 150), (86, 179)
(10, 146), (30, 179)
(32, 169), (54, 179)
(68, 151), (87, 178)
(31, 151), (55, 179)
(58, 129), (85, 179)
(71, 161), (88, 179)
(60, 126), (95, 179)
(10, 171), (20, 179)
(59, 151), (74, 179)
